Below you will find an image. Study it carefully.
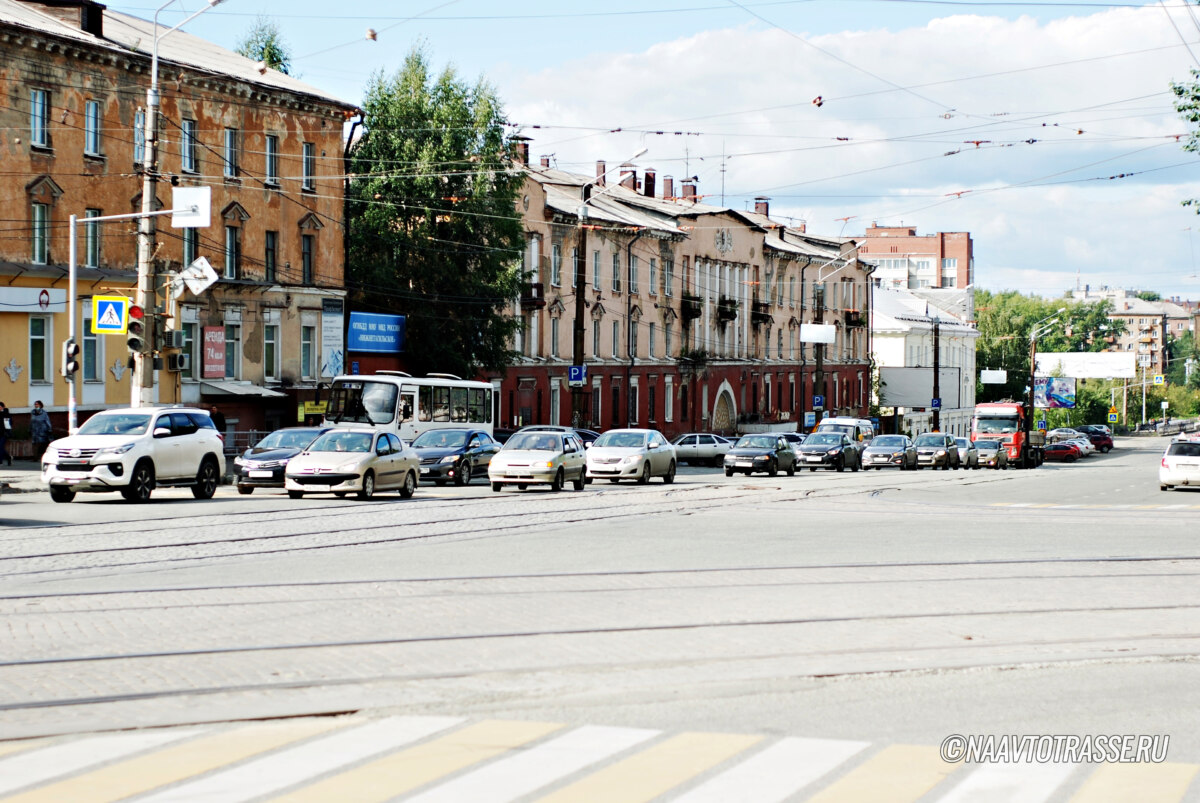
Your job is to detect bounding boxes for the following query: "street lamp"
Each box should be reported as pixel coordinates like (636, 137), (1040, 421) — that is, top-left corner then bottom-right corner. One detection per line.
(1025, 315), (1064, 467)
(134, 0), (226, 407)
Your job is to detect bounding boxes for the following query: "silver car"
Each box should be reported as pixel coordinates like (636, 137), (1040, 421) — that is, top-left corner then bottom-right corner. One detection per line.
(672, 433), (732, 466)
(489, 430), (586, 492)
(586, 429), (677, 484)
(974, 438), (1009, 469)
(285, 429), (419, 500)
(955, 437), (980, 469)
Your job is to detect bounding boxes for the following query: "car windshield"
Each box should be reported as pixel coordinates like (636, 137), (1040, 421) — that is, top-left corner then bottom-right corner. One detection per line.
(594, 432), (647, 449)
(412, 430), (468, 449)
(914, 434), (945, 447)
(804, 433), (841, 446)
(871, 436), (907, 448)
(77, 413), (151, 436)
(817, 425), (853, 438)
(735, 435), (777, 449)
(505, 432), (562, 451)
(974, 417), (1017, 434)
(308, 431), (373, 453)
(256, 429), (322, 450)
(975, 440), (1001, 449)
(956, 439), (972, 449)
(1168, 442), (1200, 457)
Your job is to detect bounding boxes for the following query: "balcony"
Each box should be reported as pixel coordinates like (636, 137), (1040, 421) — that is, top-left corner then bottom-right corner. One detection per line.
(681, 294), (703, 323)
(751, 299), (772, 327)
(844, 309), (865, 327)
(716, 295), (739, 324)
(520, 281), (545, 310)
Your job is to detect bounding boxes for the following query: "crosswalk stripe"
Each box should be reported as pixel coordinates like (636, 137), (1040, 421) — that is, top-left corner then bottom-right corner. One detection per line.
(801, 744), (958, 803)
(404, 725), (659, 803)
(269, 719), (562, 803)
(936, 761), (1077, 803)
(672, 736), (870, 803)
(0, 741), (43, 761)
(1069, 762), (1199, 802)
(0, 719), (341, 803)
(533, 731), (762, 803)
(0, 729), (202, 797)
(136, 716), (462, 803)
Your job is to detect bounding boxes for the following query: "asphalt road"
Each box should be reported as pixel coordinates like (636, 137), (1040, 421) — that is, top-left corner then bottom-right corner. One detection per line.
(3, 435), (1200, 801)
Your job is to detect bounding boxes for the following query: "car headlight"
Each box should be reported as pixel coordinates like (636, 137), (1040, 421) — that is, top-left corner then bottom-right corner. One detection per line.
(96, 443), (136, 456)
(936, 449), (946, 456)
(338, 461), (362, 472)
(439, 455), (457, 464)
(536, 460), (555, 469)
(621, 456), (640, 466)
(234, 456), (245, 466)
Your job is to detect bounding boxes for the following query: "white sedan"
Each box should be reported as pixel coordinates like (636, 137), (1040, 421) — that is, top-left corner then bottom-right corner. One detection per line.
(1161, 439), (1200, 491)
(586, 429), (677, 484)
(671, 433), (732, 466)
(1065, 437), (1096, 457)
(285, 429), (419, 499)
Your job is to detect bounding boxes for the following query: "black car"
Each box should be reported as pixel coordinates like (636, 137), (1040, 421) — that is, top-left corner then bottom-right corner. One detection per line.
(411, 427), (501, 485)
(234, 426), (330, 493)
(796, 432), (861, 472)
(723, 433), (797, 477)
(861, 434), (918, 470)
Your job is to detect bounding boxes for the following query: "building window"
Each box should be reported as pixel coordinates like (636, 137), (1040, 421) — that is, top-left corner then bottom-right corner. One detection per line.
(31, 202), (48, 264)
(224, 225), (240, 279)
(592, 250), (601, 290)
(264, 324), (279, 381)
(223, 128), (238, 177)
(84, 100), (102, 156)
(182, 321), (196, 379)
(630, 382), (639, 424)
(30, 89), (49, 147)
(629, 255), (639, 293)
(664, 258), (674, 297)
(551, 242), (562, 286)
(777, 328), (784, 359)
(82, 309), (98, 381)
(301, 325), (316, 380)
(302, 142), (315, 190)
(134, 108), (145, 164)
(265, 134), (279, 184)
(649, 258), (658, 295)
(941, 258), (957, 270)
(665, 376), (674, 422)
(592, 320), (600, 357)
(84, 208), (100, 268)
(181, 119), (198, 173)
(648, 322), (656, 358)
(183, 227), (198, 267)
(30, 317), (49, 382)
(224, 324), (241, 379)
(550, 318), (559, 358)
(612, 252), (621, 293)
(265, 231), (277, 283)
(302, 234), (314, 284)
(664, 324), (672, 358)
(611, 319), (619, 359)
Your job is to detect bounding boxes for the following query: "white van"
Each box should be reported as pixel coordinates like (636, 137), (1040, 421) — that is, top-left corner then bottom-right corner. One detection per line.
(815, 417), (875, 443)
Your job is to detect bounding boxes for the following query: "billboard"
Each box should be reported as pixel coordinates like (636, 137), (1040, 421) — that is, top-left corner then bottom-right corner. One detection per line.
(879, 367), (961, 408)
(980, 369), (1007, 384)
(799, 324), (836, 344)
(1034, 376), (1076, 408)
(1035, 352), (1136, 379)
(347, 312), (404, 353)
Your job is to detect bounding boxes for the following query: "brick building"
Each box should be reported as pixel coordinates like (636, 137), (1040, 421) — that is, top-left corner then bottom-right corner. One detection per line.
(858, 224), (973, 290)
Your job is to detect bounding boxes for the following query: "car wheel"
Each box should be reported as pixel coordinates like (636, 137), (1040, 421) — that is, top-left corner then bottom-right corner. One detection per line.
(191, 458), (220, 500)
(237, 484), (254, 495)
(786, 460), (795, 477)
(121, 461), (154, 503)
(850, 456), (859, 473)
(1103, 445), (1112, 453)
(725, 467), (734, 477)
(399, 470), (416, 499)
(551, 468), (564, 492)
(810, 467), (817, 472)
(1161, 484), (1170, 491)
(357, 470), (375, 500)
(663, 460), (676, 484)
(455, 460), (471, 486)
(492, 482), (503, 492)
(572, 470), (585, 491)
(608, 479), (619, 484)
(585, 476), (593, 484)
(49, 485), (75, 504)
(288, 490), (304, 499)
(835, 456), (845, 473)
(768, 459), (778, 477)
(518, 484), (529, 490)
(334, 492), (348, 498)
(638, 462), (651, 485)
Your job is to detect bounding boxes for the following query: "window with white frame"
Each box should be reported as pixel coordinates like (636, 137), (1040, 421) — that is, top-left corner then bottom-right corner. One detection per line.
(181, 119), (198, 173)
(265, 134), (279, 185)
(84, 99), (102, 156)
(84, 208), (100, 268)
(30, 89), (48, 148)
(302, 142), (315, 190)
(224, 324), (241, 379)
(664, 375), (673, 421)
(550, 317), (559, 358)
(263, 323), (279, 381)
(301, 325), (316, 380)
(30, 317), (49, 382)
(611, 252), (621, 293)
(649, 258), (657, 295)
(31, 202), (48, 264)
(789, 276), (795, 307)
(629, 380), (639, 424)
(592, 319), (600, 357)
(664, 258), (674, 296)
(630, 318), (638, 356)
(611, 319), (619, 358)
(134, 108), (145, 164)
(664, 324), (672, 358)
(629, 255), (638, 293)
(551, 242), (561, 286)
(570, 247), (578, 288)
(648, 322), (656, 358)
(182, 321), (196, 379)
(224, 226), (240, 279)
(223, 128), (238, 177)
(592, 250), (601, 290)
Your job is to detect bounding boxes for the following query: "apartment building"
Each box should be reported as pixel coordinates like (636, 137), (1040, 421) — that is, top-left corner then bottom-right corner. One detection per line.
(858, 224), (973, 290)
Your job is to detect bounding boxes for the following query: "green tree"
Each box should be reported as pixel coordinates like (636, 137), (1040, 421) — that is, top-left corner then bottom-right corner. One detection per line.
(1135, 290), (1161, 302)
(235, 16), (293, 75)
(346, 49), (524, 377)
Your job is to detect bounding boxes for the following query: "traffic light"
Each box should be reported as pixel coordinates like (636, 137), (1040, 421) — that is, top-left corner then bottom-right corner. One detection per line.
(126, 305), (147, 367)
(61, 337), (80, 379)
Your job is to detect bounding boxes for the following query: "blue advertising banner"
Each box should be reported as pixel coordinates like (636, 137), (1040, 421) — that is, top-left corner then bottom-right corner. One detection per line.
(347, 312), (405, 353)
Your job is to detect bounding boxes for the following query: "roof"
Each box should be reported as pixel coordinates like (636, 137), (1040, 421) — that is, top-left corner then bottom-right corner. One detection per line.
(200, 380), (286, 398)
(1106, 297), (1192, 319)
(872, 286), (978, 336)
(0, 0), (356, 110)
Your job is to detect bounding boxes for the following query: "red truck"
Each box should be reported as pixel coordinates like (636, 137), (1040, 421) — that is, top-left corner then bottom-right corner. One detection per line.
(971, 401), (1045, 468)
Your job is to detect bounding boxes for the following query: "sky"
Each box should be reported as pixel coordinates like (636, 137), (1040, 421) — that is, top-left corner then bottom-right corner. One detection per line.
(102, 0), (1200, 299)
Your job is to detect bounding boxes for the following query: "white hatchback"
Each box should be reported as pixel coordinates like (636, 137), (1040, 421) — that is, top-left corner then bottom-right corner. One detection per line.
(1160, 440), (1200, 491)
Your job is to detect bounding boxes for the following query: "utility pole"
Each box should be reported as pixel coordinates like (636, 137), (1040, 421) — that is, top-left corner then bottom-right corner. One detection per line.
(571, 184), (591, 428)
(931, 318), (941, 431)
(814, 284), (825, 420)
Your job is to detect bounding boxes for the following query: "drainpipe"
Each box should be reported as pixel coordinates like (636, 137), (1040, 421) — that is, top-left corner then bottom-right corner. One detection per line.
(799, 255), (810, 432)
(625, 228), (646, 427)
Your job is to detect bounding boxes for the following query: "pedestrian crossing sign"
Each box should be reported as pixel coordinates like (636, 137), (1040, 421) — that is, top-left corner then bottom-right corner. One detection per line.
(91, 295), (129, 335)
(1108, 412), (1119, 423)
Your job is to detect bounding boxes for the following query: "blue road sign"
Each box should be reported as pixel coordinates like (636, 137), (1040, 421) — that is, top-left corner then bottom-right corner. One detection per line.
(804, 411), (816, 428)
(931, 397), (942, 410)
(1108, 412), (1119, 423)
(812, 394), (825, 409)
(91, 296), (128, 335)
(568, 364), (588, 387)
(1037, 419), (1047, 430)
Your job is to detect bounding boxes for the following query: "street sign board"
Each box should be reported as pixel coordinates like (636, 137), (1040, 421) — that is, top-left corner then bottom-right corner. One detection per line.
(1108, 406), (1118, 415)
(170, 186), (211, 228)
(568, 364), (588, 387)
(179, 256), (219, 298)
(1108, 412), (1119, 423)
(1153, 374), (1165, 386)
(980, 369), (1007, 384)
(1037, 419), (1047, 430)
(812, 394), (825, 409)
(804, 411), (816, 428)
(1162, 401), (1170, 410)
(91, 295), (128, 334)
(931, 397), (942, 410)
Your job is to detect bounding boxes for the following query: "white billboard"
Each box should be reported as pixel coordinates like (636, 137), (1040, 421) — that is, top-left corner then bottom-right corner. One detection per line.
(799, 324), (837, 344)
(1035, 351), (1136, 379)
(879, 367), (962, 408)
(980, 369), (1007, 384)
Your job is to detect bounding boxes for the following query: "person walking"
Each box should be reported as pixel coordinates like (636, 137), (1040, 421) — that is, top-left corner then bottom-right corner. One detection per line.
(30, 400), (52, 461)
(208, 405), (226, 434)
(0, 401), (12, 466)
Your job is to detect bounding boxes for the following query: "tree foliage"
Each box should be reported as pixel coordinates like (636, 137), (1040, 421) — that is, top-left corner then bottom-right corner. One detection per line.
(235, 16), (293, 75)
(347, 48), (524, 377)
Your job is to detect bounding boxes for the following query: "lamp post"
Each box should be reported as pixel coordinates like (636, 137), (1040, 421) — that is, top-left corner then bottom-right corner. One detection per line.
(1026, 309), (1065, 467)
(134, 0), (226, 408)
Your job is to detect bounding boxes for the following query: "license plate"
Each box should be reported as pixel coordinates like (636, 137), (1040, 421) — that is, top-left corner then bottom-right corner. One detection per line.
(307, 484), (331, 492)
(420, 468), (431, 475)
(807, 456), (822, 462)
(873, 456), (887, 461)
(249, 470), (273, 478)
(736, 461), (753, 467)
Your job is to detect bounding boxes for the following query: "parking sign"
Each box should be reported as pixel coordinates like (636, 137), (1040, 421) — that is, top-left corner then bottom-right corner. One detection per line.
(568, 364), (588, 387)
(812, 394), (825, 409)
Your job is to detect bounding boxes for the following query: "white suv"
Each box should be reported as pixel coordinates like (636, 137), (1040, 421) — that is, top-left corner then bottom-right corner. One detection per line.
(42, 407), (225, 503)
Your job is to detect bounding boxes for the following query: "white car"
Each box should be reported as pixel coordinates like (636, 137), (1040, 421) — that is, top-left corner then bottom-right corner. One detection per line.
(488, 430), (586, 492)
(1065, 437), (1095, 457)
(1160, 440), (1200, 491)
(671, 433), (732, 466)
(285, 429), (419, 500)
(42, 407), (225, 503)
(586, 429), (677, 484)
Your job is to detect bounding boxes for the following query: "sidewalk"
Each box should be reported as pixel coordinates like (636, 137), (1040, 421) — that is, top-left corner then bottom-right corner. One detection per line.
(0, 461), (46, 494)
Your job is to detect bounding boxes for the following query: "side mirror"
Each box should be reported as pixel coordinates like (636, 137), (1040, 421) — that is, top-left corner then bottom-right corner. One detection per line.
(648, 442), (658, 450)
(153, 426), (171, 438)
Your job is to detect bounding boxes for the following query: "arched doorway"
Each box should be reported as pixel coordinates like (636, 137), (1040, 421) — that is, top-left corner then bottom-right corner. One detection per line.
(712, 387), (735, 432)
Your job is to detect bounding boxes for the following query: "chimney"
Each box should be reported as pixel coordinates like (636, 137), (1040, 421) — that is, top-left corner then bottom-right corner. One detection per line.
(595, 160), (606, 188)
(26, 1), (105, 36)
(797, 221), (806, 234)
(619, 164), (636, 190)
(663, 175), (674, 199)
(512, 138), (530, 165)
(643, 168), (656, 198)
(681, 178), (696, 199)
(754, 196), (769, 217)
(539, 155), (550, 168)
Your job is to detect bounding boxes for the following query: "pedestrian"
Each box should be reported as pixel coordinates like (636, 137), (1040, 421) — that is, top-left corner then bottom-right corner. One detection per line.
(0, 401), (12, 466)
(29, 400), (52, 461)
(208, 405), (226, 434)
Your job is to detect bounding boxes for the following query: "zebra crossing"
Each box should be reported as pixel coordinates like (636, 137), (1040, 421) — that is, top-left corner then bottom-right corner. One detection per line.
(0, 715), (1196, 802)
